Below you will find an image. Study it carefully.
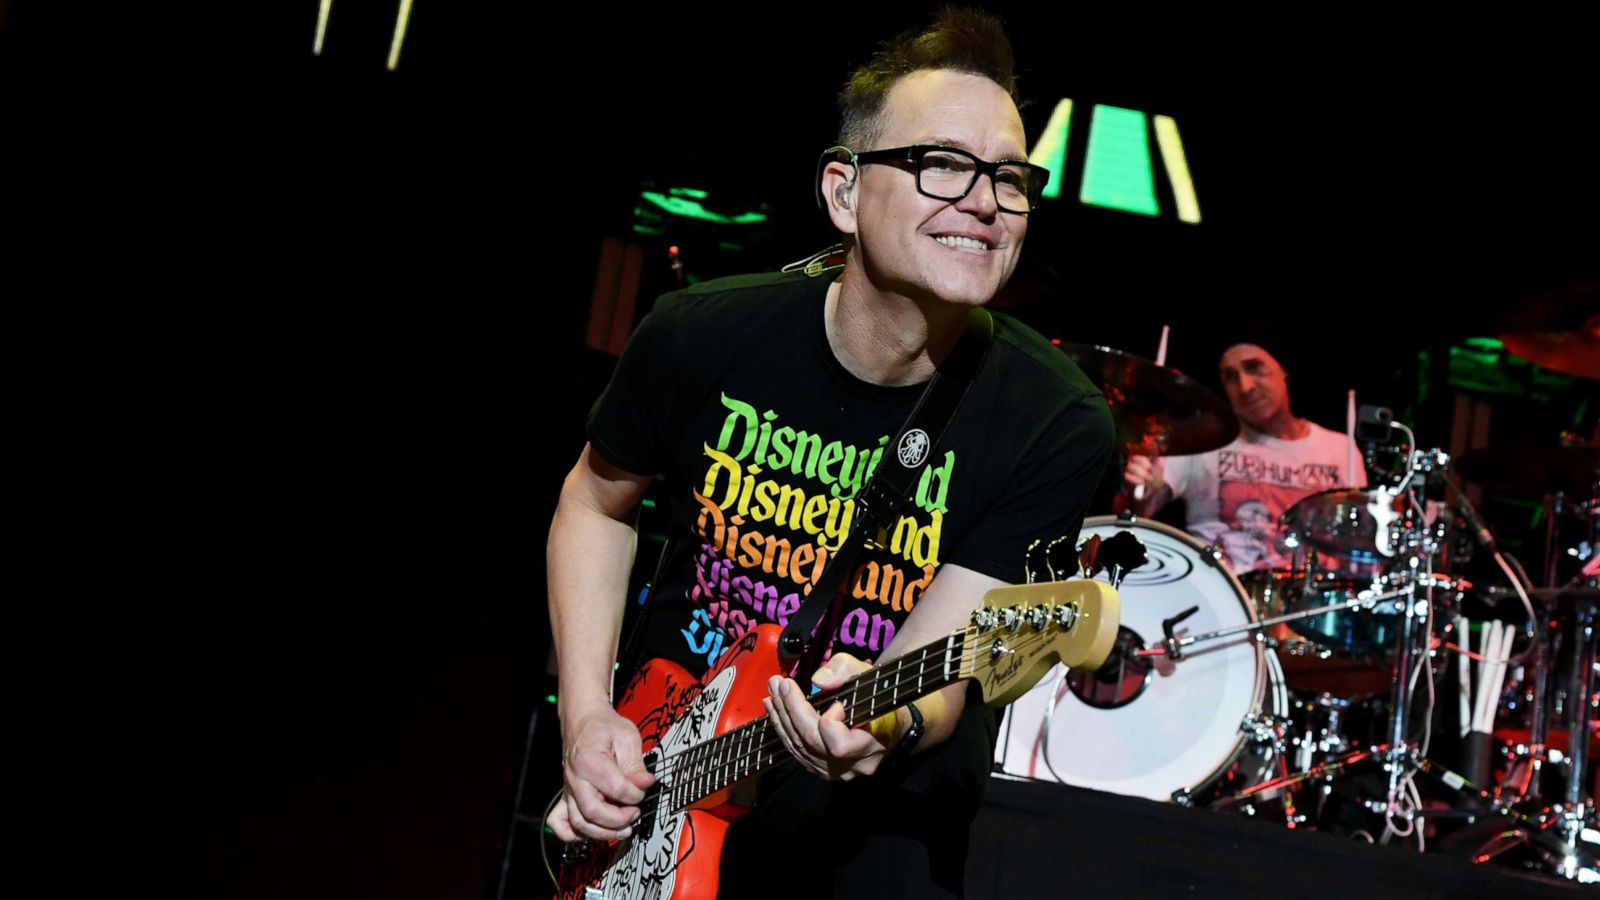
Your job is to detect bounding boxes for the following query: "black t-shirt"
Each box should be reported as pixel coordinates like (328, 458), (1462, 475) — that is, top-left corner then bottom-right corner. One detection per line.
(588, 266), (1113, 676)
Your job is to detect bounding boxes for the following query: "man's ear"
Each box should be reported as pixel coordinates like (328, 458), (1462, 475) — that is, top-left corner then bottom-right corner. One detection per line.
(821, 161), (859, 235)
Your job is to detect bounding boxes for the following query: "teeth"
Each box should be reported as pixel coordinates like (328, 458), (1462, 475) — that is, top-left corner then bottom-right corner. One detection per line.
(935, 235), (988, 250)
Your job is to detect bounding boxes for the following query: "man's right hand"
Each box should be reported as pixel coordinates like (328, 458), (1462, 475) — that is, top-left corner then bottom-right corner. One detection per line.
(1124, 454), (1165, 498)
(548, 706), (657, 843)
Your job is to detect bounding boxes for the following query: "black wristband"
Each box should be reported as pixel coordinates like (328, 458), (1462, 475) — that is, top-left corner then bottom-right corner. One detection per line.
(884, 701), (925, 763)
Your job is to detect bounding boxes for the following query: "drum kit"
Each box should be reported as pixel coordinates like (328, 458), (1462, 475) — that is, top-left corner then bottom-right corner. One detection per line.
(996, 290), (1600, 883)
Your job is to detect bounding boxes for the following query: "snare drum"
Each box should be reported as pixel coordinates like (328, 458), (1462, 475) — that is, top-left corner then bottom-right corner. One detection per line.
(996, 516), (1287, 802)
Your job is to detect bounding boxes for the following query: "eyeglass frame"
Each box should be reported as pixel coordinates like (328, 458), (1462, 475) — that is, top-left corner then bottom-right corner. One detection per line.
(827, 144), (1051, 214)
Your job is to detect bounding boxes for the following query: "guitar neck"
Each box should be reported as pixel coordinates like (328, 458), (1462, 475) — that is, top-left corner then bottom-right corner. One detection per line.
(657, 630), (973, 813)
(817, 630), (973, 728)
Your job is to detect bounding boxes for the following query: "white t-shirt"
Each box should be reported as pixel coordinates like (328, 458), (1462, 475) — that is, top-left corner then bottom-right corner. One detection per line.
(1164, 422), (1366, 573)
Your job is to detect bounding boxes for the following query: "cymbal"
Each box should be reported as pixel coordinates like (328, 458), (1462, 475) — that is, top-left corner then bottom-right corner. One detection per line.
(1456, 445), (1599, 498)
(1058, 343), (1240, 456)
(1497, 285), (1600, 379)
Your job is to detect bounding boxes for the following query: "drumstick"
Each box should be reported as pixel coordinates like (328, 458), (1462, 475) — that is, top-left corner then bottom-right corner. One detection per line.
(1133, 326), (1171, 503)
(1457, 616), (1472, 738)
(1346, 389), (1357, 487)
(1489, 621), (1515, 733)
(1486, 620), (1508, 734)
(1476, 620), (1507, 734)
(1472, 620), (1496, 734)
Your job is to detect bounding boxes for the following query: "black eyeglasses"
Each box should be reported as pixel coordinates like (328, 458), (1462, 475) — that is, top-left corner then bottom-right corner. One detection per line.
(848, 145), (1050, 214)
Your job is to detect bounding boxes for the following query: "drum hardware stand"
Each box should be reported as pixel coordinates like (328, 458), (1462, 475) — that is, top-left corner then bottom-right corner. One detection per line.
(1445, 460), (1599, 880)
(1470, 587), (1598, 881)
(1204, 443), (1476, 827)
(1287, 694), (1355, 776)
(1224, 442), (1596, 880)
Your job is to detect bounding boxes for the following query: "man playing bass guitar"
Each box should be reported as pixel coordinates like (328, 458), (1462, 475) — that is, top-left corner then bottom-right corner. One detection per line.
(546, 9), (1113, 897)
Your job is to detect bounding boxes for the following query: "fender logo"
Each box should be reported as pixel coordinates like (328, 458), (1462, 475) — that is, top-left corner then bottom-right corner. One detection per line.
(985, 650), (1023, 692)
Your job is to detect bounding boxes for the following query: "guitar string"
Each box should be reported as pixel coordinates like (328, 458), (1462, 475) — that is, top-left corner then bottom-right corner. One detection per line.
(638, 624), (1072, 818)
(637, 637), (969, 818)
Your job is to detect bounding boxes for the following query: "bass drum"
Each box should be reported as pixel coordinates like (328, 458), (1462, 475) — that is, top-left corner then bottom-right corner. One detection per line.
(996, 516), (1287, 802)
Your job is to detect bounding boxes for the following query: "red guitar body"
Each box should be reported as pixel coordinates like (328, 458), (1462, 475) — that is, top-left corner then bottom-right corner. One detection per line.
(558, 625), (783, 900)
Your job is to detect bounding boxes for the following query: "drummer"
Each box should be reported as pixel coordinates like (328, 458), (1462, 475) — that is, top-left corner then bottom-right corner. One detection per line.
(1122, 341), (1366, 574)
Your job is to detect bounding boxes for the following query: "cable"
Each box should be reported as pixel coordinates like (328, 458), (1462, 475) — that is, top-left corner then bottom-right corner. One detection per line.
(540, 789), (564, 891)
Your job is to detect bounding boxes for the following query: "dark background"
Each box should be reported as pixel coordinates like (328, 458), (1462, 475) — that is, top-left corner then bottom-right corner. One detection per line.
(5, 4), (1594, 898)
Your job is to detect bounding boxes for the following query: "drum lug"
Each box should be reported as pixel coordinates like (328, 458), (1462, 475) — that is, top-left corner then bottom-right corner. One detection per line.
(1201, 544), (1226, 566)
(1241, 713), (1289, 754)
(1171, 787), (1194, 807)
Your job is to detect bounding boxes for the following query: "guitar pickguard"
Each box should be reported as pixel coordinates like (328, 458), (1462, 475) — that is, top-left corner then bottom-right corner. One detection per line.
(591, 666), (737, 900)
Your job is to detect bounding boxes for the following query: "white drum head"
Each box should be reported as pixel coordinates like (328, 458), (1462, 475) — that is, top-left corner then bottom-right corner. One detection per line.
(996, 516), (1269, 801)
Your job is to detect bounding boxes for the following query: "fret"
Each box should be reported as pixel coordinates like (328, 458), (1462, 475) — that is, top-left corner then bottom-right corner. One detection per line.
(732, 728), (744, 781)
(670, 752), (683, 810)
(750, 724), (762, 774)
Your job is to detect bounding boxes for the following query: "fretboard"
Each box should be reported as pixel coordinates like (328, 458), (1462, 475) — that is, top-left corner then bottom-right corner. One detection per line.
(657, 630), (971, 814)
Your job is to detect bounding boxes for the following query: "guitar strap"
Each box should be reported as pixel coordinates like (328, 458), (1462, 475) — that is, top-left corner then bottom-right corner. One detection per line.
(777, 305), (994, 692)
